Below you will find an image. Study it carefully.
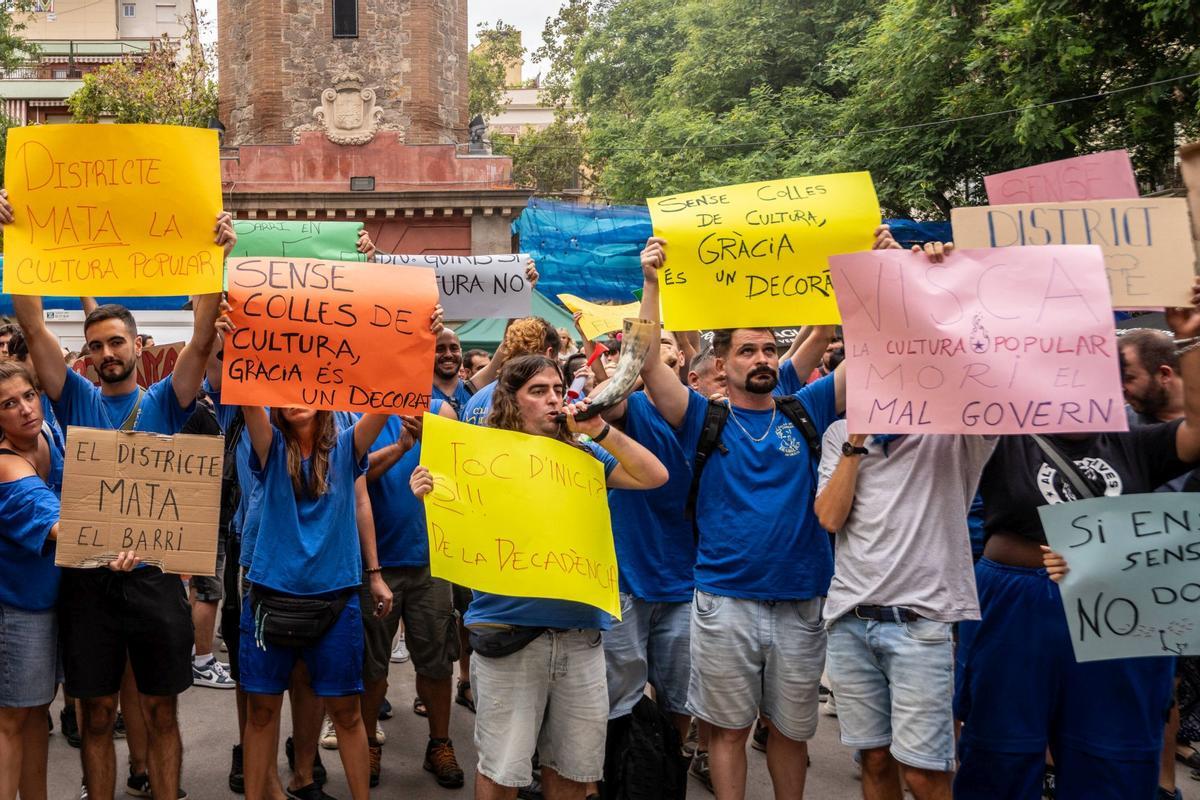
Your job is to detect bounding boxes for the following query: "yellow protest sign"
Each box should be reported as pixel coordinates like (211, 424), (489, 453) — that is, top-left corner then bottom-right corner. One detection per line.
(648, 172), (880, 328)
(557, 293), (641, 340)
(419, 412), (620, 619)
(3, 124), (223, 296)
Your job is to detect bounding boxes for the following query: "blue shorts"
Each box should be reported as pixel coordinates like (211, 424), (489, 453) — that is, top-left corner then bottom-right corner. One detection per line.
(827, 614), (956, 772)
(954, 559), (1173, 799)
(239, 590), (364, 697)
(0, 603), (59, 707)
(603, 594), (691, 718)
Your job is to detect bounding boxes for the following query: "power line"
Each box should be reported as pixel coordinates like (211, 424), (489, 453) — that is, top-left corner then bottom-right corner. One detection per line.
(483, 70), (1200, 153)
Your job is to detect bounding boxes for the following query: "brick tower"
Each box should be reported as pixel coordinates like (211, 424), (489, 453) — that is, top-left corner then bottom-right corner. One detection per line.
(217, 0), (468, 146)
(214, 0), (528, 258)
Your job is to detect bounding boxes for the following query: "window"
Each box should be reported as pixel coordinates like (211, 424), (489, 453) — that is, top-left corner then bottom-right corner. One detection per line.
(332, 0), (357, 38)
(52, 68), (67, 79)
(122, 3), (135, 17)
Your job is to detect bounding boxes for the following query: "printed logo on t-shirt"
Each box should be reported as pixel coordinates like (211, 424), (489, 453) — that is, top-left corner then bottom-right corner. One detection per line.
(776, 421), (801, 456)
(1036, 458), (1122, 504)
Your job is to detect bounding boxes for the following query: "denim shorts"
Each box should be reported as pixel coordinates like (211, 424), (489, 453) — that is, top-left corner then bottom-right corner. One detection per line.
(238, 590), (364, 697)
(686, 590), (826, 741)
(0, 602), (59, 707)
(603, 593), (691, 718)
(472, 629), (608, 787)
(826, 614), (956, 772)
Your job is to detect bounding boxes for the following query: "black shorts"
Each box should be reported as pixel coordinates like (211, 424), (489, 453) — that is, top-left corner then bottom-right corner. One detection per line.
(58, 568), (194, 698)
(220, 533), (242, 682)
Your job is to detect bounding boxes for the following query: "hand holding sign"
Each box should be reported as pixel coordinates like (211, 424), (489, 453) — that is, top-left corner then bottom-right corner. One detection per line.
(829, 245), (1126, 434)
(2, 124), (224, 296)
(1040, 494), (1200, 661)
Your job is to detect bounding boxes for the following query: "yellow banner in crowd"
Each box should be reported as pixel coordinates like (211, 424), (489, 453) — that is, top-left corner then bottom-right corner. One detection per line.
(3, 124), (223, 296)
(648, 172), (880, 329)
(419, 413), (621, 619)
(557, 293), (640, 340)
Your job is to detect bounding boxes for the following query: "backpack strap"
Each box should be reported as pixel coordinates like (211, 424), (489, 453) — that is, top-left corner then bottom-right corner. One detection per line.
(685, 400), (730, 523)
(119, 388), (145, 432)
(774, 395), (822, 460)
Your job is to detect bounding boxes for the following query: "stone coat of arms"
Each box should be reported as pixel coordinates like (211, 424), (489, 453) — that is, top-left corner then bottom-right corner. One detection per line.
(306, 69), (396, 146)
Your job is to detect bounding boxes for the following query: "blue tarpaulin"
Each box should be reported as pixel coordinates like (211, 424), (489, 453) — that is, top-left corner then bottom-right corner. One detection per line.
(512, 197), (952, 303)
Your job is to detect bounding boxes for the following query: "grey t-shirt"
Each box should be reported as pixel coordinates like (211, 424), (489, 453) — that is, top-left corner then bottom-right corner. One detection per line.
(817, 420), (997, 624)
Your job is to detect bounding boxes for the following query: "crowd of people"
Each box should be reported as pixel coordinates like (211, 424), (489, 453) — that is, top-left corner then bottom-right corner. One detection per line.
(0, 183), (1197, 800)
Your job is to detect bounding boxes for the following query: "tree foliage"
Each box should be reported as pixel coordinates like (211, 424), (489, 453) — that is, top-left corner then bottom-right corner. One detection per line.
(539, 0), (1200, 216)
(495, 119), (587, 195)
(468, 20), (524, 119)
(68, 33), (216, 127)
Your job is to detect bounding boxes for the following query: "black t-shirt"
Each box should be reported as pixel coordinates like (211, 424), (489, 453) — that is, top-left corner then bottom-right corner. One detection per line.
(979, 421), (1191, 545)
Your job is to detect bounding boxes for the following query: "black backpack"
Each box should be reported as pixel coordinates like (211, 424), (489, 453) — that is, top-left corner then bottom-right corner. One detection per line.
(601, 695), (688, 800)
(685, 395), (823, 531)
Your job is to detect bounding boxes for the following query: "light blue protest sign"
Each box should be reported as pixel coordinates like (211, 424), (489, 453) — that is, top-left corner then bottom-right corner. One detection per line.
(1040, 493), (1200, 662)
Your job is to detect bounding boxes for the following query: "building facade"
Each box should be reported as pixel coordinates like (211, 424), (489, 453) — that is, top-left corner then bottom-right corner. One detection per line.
(0, 0), (196, 124)
(216, 0), (529, 256)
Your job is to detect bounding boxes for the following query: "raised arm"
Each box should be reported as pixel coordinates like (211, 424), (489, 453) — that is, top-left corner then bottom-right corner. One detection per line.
(814, 432), (867, 532)
(366, 414), (421, 482)
(637, 237), (689, 427)
(12, 295), (68, 401)
(788, 326), (835, 382)
(1166, 277), (1200, 462)
(353, 413), (391, 462)
(244, 406), (274, 468)
(171, 292), (222, 409)
(564, 400), (668, 490)
(80, 297), (98, 315)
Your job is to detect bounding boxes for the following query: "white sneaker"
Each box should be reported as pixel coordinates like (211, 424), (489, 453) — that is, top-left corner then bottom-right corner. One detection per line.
(390, 635), (411, 663)
(375, 722), (386, 745)
(319, 716), (339, 750)
(192, 657), (236, 689)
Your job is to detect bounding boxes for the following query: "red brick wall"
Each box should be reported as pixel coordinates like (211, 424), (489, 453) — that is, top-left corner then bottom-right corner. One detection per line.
(217, 0), (468, 147)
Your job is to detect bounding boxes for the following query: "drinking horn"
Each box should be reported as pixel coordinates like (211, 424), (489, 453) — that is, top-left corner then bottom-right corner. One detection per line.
(564, 317), (657, 422)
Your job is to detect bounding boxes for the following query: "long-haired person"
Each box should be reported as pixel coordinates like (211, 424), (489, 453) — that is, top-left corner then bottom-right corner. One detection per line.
(411, 354), (668, 800)
(0, 361), (139, 800)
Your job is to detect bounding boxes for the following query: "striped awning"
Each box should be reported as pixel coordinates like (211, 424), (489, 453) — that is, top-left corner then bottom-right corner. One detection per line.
(2, 99), (26, 125)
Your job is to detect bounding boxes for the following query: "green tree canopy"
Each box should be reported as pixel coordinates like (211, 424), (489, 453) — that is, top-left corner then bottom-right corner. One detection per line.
(537, 0), (1200, 216)
(469, 20), (524, 119)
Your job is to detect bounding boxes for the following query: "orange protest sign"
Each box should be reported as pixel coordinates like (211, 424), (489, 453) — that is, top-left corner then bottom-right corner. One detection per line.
(221, 257), (437, 413)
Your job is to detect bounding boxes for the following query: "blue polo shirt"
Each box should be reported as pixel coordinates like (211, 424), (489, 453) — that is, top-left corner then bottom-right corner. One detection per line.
(607, 392), (694, 602)
(368, 399), (445, 567)
(465, 442), (619, 630)
(0, 429), (64, 611)
(679, 375), (838, 599)
(247, 425), (368, 596)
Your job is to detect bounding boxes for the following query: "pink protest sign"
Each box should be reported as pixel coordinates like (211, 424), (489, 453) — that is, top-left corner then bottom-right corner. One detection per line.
(984, 150), (1138, 205)
(828, 245), (1127, 435)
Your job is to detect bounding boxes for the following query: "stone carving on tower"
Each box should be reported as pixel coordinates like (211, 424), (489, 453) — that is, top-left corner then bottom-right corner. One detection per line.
(298, 69), (402, 146)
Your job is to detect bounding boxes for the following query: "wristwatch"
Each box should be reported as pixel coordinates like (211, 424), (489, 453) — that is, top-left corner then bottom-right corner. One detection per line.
(842, 441), (869, 457)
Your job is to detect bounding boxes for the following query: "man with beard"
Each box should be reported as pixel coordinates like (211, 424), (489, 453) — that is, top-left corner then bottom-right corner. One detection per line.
(1121, 329), (1184, 426)
(637, 227), (896, 800)
(431, 330), (473, 418)
(4, 196), (235, 800)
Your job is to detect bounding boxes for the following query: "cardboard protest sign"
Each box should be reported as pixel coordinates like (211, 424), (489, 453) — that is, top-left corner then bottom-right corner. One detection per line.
(55, 427), (223, 575)
(229, 220), (365, 261)
(647, 173), (880, 329)
(951, 198), (1196, 309)
(828, 246), (1125, 434)
(419, 412), (620, 618)
(984, 150), (1139, 205)
(72, 342), (184, 389)
(1041, 493), (1200, 662)
(3, 124), (223, 296)
(222, 257), (437, 413)
(376, 253), (533, 319)
(557, 294), (640, 340)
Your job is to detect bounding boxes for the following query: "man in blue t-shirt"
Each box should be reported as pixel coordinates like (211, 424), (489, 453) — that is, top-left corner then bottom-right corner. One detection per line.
(637, 228), (895, 799)
(431, 329), (474, 419)
(10, 208), (235, 800)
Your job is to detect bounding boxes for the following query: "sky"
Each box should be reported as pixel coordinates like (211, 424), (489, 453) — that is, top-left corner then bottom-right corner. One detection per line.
(194, 0), (566, 81)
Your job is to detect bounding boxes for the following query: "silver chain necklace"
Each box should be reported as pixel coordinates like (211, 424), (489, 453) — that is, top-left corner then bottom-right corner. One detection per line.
(725, 401), (777, 443)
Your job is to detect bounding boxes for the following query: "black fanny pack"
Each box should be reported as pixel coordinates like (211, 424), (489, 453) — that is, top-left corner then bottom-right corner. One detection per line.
(467, 624), (546, 658)
(250, 584), (352, 649)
